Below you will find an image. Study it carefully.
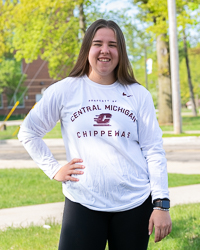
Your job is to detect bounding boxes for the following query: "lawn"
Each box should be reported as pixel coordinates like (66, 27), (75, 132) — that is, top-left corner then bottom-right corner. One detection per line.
(148, 203), (200, 250)
(0, 203), (200, 250)
(0, 168), (200, 209)
(162, 133), (200, 137)
(168, 173), (200, 187)
(160, 116), (200, 132)
(0, 168), (64, 209)
(0, 123), (62, 140)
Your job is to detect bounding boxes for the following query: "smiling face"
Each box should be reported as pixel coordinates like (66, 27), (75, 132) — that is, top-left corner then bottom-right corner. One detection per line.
(87, 28), (119, 85)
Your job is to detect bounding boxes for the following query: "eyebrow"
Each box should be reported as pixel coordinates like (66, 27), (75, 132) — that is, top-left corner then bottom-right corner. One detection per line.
(92, 40), (117, 44)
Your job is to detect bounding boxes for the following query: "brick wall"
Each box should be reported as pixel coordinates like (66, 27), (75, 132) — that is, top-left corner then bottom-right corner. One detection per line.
(0, 57), (55, 116)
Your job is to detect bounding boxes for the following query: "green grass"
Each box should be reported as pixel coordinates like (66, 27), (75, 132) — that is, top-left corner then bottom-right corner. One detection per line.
(0, 203), (200, 249)
(0, 222), (61, 250)
(43, 123), (62, 139)
(160, 116), (200, 131)
(168, 173), (200, 187)
(0, 169), (64, 209)
(0, 169), (200, 209)
(148, 203), (200, 250)
(163, 133), (200, 137)
(0, 125), (20, 140)
(0, 123), (62, 140)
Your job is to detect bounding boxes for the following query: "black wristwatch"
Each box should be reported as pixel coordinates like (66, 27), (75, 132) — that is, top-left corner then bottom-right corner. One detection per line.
(153, 199), (170, 209)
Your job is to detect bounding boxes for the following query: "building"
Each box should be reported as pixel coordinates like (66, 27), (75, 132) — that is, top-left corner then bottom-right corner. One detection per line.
(0, 57), (54, 117)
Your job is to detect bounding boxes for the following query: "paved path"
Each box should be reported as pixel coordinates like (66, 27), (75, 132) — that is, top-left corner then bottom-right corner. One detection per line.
(0, 137), (200, 230)
(0, 203), (64, 230)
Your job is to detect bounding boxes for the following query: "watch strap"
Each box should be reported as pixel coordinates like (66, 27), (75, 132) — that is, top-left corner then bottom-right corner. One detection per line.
(153, 199), (170, 209)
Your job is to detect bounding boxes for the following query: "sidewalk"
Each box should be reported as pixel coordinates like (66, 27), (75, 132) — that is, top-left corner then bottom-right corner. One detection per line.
(0, 137), (200, 230)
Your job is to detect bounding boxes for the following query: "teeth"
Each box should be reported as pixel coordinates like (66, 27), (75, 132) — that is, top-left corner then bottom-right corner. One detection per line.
(99, 59), (110, 62)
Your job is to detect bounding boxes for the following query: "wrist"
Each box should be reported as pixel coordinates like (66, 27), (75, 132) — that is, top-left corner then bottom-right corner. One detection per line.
(153, 207), (169, 212)
(153, 198), (170, 209)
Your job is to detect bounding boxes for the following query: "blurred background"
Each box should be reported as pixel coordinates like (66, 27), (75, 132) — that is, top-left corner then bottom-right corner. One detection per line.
(0, 1), (200, 249)
(0, 0), (200, 129)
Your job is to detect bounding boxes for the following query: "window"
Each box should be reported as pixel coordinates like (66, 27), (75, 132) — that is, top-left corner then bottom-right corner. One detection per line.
(36, 94), (43, 102)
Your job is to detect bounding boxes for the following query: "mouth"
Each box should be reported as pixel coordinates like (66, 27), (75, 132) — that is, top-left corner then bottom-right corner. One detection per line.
(98, 58), (111, 62)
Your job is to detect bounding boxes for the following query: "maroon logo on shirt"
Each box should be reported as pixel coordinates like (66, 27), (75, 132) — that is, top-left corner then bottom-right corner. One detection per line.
(93, 113), (112, 126)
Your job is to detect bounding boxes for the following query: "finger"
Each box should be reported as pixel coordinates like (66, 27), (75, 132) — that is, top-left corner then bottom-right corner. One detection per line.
(70, 158), (83, 164)
(160, 227), (166, 241)
(163, 222), (172, 238)
(66, 176), (79, 182)
(69, 170), (84, 175)
(148, 218), (154, 235)
(70, 164), (85, 169)
(154, 227), (161, 243)
(164, 225), (171, 239)
(169, 223), (172, 234)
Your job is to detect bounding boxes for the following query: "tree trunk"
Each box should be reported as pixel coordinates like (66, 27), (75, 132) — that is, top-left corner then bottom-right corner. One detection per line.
(183, 30), (197, 116)
(156, 34), (173, 124)
(78, 3), (86, 40)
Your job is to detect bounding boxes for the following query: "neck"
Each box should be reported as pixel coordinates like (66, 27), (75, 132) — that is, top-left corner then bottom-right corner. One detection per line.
(87, 72), (116, 85)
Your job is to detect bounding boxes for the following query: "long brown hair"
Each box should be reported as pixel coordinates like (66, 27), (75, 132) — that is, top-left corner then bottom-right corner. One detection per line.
(69, 19), (138, 85)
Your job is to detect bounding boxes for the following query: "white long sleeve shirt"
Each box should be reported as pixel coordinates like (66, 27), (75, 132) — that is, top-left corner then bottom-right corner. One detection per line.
(18, 75), (169, 212)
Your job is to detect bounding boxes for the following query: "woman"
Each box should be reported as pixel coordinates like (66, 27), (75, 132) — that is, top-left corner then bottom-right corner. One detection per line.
(18, 19), (172, 250)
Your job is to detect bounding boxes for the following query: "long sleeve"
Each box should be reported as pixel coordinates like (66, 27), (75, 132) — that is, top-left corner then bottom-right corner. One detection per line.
(137, 91), (169, 201)
(18, 84), (62, 179)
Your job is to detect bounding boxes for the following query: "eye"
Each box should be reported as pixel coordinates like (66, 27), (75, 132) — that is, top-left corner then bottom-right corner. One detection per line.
(93, 43), (101, 46)
(109, 44), (117, 47)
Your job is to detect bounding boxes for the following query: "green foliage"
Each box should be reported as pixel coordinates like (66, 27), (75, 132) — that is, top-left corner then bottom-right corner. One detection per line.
(179, 46), (200, 105)
(0, 56), (26, 102)
(5, 0), (136, 80)
(0, 1), (15, 59)
(10, 0), (81, 79)
(133, 49), (159, 107)
(133, 0), (200, 36)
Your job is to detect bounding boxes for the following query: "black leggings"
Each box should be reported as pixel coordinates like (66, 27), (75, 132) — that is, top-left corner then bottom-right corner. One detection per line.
(58, 195), (153, 250)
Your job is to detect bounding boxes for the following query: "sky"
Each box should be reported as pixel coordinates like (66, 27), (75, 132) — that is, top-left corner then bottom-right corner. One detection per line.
(100, 0), (139, 16)
(100, 0), (133, 11)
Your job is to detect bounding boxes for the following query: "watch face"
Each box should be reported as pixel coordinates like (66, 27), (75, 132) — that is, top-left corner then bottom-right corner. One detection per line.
(162, 200), (170, 209)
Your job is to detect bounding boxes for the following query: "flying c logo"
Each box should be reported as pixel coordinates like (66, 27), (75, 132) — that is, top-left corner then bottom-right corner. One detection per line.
(93, 113), (112, 126)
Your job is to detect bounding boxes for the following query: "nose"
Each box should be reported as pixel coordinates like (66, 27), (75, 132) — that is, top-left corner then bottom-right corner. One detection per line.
(100, 44), (109, 54)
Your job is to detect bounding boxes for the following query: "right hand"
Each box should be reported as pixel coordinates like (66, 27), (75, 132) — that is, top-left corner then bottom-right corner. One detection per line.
(53, 158), (85, 182)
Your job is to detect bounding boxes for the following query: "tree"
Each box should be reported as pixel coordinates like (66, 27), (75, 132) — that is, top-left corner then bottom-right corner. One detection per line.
(179, 44), (200, 108)
(0, 55), (26, 106)
(183, 29), (197, 116)
(0, 0), (14, 60)
(132, 0), (172, 124)
(8, 0), (81, 79)
(6, 0), (115, 80)
(132, 0), (200, 124)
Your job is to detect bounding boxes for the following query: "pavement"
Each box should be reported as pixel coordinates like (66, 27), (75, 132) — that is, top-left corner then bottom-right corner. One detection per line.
(0, 137), (200, 230)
